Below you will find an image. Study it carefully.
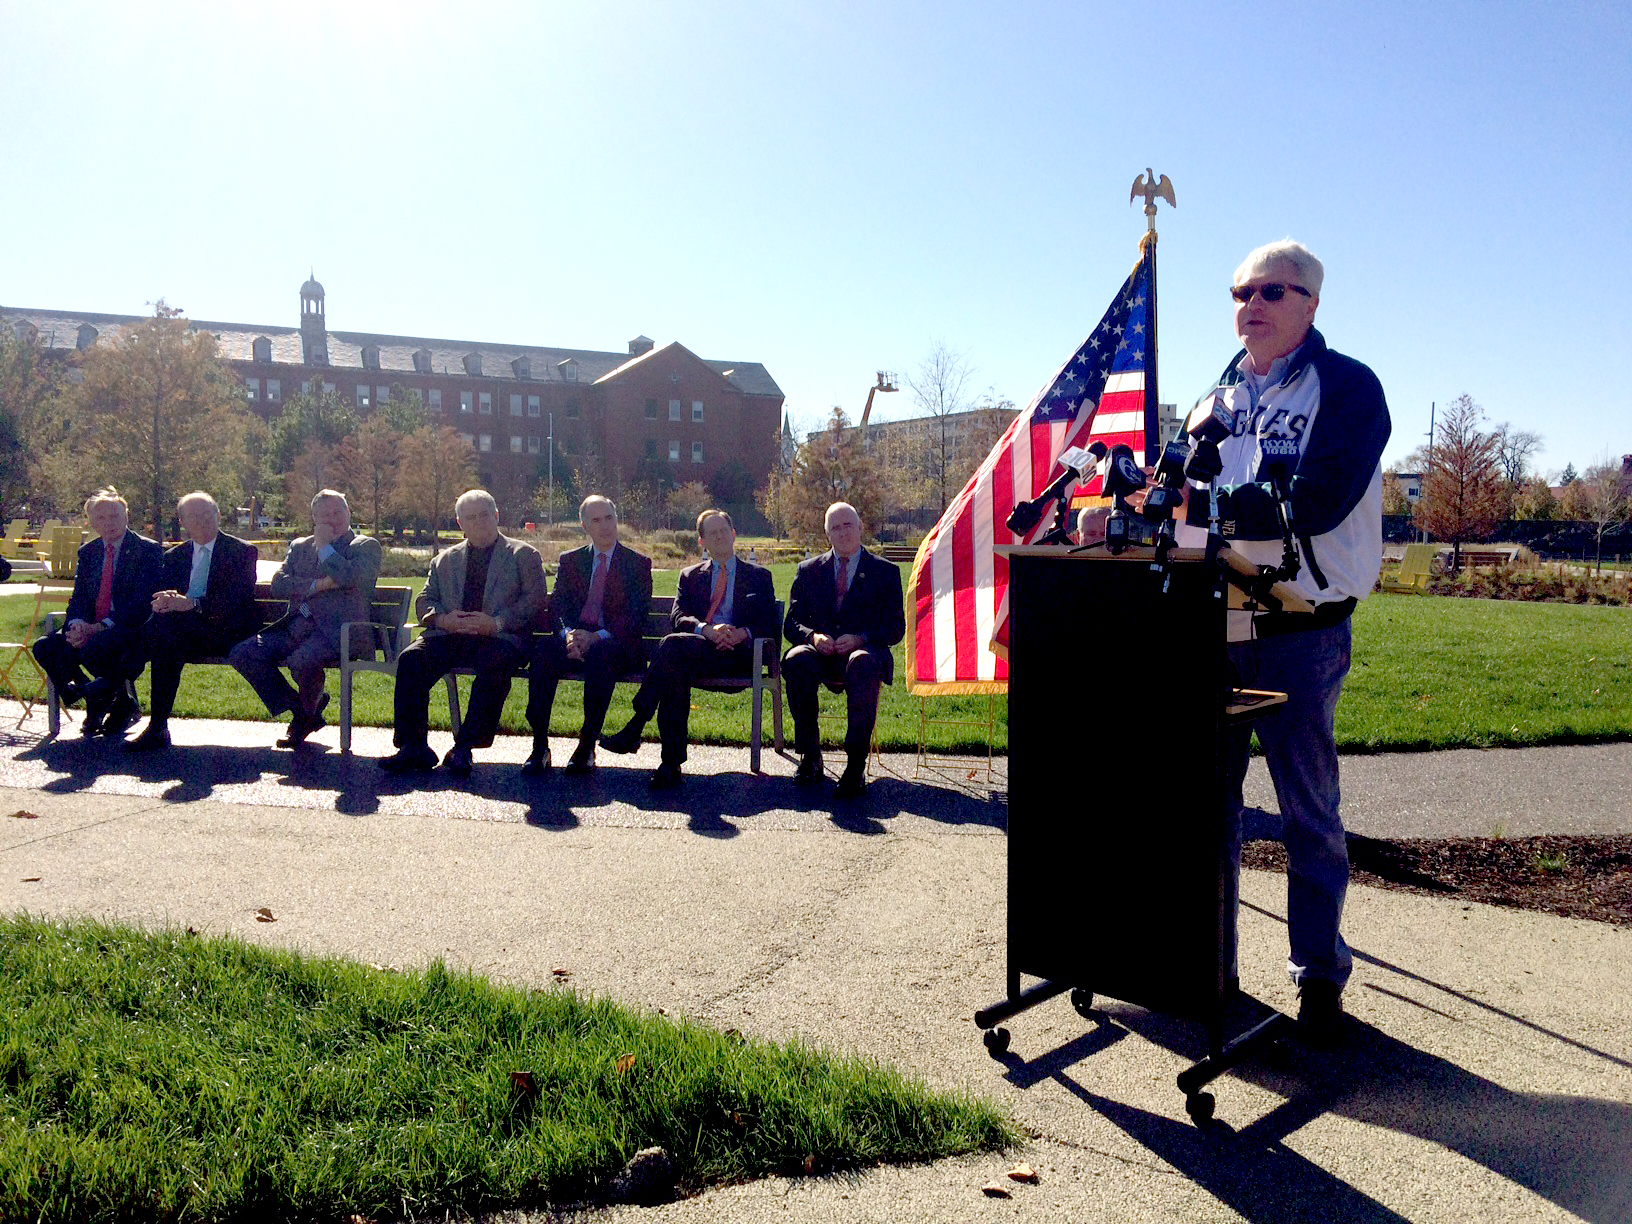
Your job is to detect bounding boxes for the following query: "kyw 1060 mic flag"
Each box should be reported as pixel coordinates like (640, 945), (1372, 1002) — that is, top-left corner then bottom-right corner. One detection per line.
(905, 235), (1158, 695)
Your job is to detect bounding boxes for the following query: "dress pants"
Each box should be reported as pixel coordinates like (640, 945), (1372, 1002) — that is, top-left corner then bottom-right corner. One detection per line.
(392, 633), (524, 750)
(625, 632), (753, 765)
(527, 634), (640, 751)
(1222, 619), (1354, 989)
(141, 612), (243, 723)
(229, 614), (336, 717)
(32, 623), (146, 695)
(782, 645), (882, 766)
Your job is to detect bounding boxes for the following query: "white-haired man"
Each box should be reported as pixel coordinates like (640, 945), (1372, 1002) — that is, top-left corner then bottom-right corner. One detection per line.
(127, 491), (259, 752)
(1187, 239), (1390, 1042)
(230, 489), (382, 747)
(524, 494), (652, 776)
(380, 490), (546, 778)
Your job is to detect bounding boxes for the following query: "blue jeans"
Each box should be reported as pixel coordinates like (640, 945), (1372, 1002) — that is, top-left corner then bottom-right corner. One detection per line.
(1224, 619), (1354, 989)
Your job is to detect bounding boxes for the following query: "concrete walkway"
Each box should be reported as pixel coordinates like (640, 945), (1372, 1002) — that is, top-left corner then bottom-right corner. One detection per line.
(0, 705), (1627, 1223)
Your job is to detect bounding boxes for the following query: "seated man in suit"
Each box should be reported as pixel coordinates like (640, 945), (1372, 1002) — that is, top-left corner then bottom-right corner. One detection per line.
(524, 494), (652, 777)
(32, 487), (162, 738)
(230, 489), (382, 747)
(379, 489), (545, 779)
(782, 501), (904, 799)
(600, 508), (778, 789)
(127, 491), (261, 752)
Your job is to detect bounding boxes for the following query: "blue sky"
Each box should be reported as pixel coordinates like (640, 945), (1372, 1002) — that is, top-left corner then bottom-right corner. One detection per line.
(3, 0), (1627, 476)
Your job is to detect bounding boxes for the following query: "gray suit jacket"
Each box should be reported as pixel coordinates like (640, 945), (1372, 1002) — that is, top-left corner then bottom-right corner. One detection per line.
(269, 530), (383, 651)
(417, 532), (546, 649)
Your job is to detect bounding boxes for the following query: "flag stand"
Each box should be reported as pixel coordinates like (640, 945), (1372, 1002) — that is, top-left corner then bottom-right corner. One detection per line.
(912, 695), (999, 787)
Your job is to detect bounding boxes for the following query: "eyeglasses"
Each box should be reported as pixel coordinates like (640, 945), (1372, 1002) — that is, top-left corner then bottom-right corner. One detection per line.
(1231, 282), (1310, 304)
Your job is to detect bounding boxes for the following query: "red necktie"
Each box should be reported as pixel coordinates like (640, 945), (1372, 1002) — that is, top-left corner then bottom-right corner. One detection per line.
(705, 562), (727, 621)
(580, 552), (609, 628)
(94, 542), (115, 621)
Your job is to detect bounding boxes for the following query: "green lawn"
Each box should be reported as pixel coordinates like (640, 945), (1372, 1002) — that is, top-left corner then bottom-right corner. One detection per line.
(0, 915), (1013, 1223)
(5, 578), (1628, 755)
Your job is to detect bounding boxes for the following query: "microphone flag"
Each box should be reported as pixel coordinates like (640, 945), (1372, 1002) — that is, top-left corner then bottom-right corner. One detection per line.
(905, 233), (1159, 694)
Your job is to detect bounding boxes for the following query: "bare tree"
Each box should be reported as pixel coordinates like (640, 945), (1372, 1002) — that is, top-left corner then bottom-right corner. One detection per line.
(1413, 393), (1507, 570)
(1493, 424), (1544, 489)
(1560, 457), (1632, 573)
(905, 341), (975, 515)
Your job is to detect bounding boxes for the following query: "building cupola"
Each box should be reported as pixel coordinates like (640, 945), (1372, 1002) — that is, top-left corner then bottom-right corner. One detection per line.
(299, 270), (329, 365)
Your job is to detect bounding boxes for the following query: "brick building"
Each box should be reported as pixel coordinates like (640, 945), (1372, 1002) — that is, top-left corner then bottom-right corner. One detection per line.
(4, 275), (785, 520)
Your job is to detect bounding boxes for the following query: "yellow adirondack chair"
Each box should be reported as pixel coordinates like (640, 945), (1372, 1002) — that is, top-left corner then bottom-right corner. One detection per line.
(1381, 542), (1435, 593)
(0, 519), (28, 560)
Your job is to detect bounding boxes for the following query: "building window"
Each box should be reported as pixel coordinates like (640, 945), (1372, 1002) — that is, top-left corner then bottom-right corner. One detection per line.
(429, 389), (442, 412)
(361, 345), (380, 370)
(669, 440), (680, 461)
(252, 336), (271, 363)
(527, 395), (540, 417)
(527, 436), (541, 454)
(413, 348), (432, 374)
(322, 381), (335, 394)
(479, 434), (492, 452)
(645, 398), (658, 420)
(479, 392), (492, 415)
(267, 379), (281, 403)
(458, 432), (474, 446)
(644, 438), (657, 457)
(460, 391), (473, 413)
(692, 441), (704, 464)
(356, 385), (371, 409)
(566, 399), (579, 420)
(510, 435), (523, 453)
(509, 394), (522, 416)
(301, 380), (311, 394)
(692, 400), (704, 422)
(244, 378), (259, 402)
(668, 398), (681, 421)
(377, 385), (389, 406)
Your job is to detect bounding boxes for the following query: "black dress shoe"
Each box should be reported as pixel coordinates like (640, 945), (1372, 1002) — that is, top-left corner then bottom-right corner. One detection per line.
(1296, 980), (1344, 1047)
(794, 753), (823, 785)
(123, 722), (171, 753)
(440, 745), (473, 777)
(563, 747), (596, 776)
(379, 746), (438, 774)
(834, 764), (867, 799)
(100, 694), (141, 738)
(648, 762), (684, 791)
(599, 724), (644, 755)
(56, 680), (85, 708)
(277, 693), (330, 748)
(520, 747), (552, 777)
(81, 695), (112, 737)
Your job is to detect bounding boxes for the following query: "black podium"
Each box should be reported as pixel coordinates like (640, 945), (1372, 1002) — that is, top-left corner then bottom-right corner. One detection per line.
(975, 546), (1291, 1125)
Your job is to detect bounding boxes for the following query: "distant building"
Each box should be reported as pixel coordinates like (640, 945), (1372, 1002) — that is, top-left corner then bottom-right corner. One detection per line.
(826, 401), (1181, 451)
(1396, 471), (1423, 503)
(4, 276), (784, 518)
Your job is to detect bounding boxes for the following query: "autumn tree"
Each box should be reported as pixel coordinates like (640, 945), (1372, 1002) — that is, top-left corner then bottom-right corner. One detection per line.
(1559, 458), (1632, 573)
(338, 388), (428, 535)
(396, 425), (477, 542)
(1413, 393), (1507, 570)
(0, 326), (61, 519)
(1381, 469), (1412, 516)
(783, 407), (889, 544)
(904, 341), (975, 515)
(1511, 477), (1558, 521)
(665, 480), (713, 530)
(64, 302), (252, 537)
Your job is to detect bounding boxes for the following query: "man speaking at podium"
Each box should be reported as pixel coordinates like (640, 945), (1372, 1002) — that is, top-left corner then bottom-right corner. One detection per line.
(1200, 240), (1390, 1043)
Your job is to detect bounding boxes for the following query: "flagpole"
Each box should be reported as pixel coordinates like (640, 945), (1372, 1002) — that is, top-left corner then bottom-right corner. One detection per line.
(1130, 169), (1175, 454)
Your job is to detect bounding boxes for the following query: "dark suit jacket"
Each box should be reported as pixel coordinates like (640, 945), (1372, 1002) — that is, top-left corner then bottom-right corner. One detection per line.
(268, 529), (384, 651)
(416, 532), (547, 650)
(157, 530), (260, 647)
(783, 547), (905, 685)
(673, 556), (779, 643)
(65, 529), (163, 632)
(551, 542), (653, 651)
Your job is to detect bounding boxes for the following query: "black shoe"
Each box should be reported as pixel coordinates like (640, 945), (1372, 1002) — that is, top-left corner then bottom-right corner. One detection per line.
(379, 746), (438, 774)
(834, 763), (867, 799)
(123, 722), (171, 753)
(277, 693), (330, 748)
(100, 693), (141, 738)
(56, 680), (85, 708)
(563, 746), (596, 776)
(81, 693), (113, 737)
(520, 746), (553, 777)
(440, 745), (473, 778)
(794, 753), (823, 786)
(648, 763), (684, 791)
(599, 723), (644, 755)
(1297, 979), (1344, 1046)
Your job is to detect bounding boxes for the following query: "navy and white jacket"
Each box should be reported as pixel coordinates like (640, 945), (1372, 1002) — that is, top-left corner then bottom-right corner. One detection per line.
(1179, 329), (1391, 635)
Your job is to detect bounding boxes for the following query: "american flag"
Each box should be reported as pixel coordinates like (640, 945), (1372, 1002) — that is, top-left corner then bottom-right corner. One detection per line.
(904, 237), (1157, 694)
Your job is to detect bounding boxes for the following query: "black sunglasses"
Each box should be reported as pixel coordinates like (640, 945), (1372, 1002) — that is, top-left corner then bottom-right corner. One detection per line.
(1231, 282), (1311, 304)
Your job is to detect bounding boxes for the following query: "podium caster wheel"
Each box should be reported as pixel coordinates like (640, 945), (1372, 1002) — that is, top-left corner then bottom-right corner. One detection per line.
(1070, 988), (1095, 1019)
(982, 1027), (1010, 1057)
(1185, 1091), (1215, 1127)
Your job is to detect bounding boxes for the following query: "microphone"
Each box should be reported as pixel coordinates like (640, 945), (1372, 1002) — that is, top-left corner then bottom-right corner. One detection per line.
(1185, 395), (1237, 445)
(1005, 443), (1107, 535)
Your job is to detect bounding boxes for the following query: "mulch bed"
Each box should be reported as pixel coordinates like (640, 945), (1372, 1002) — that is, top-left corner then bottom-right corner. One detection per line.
(1241, 834), (1632, 928)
